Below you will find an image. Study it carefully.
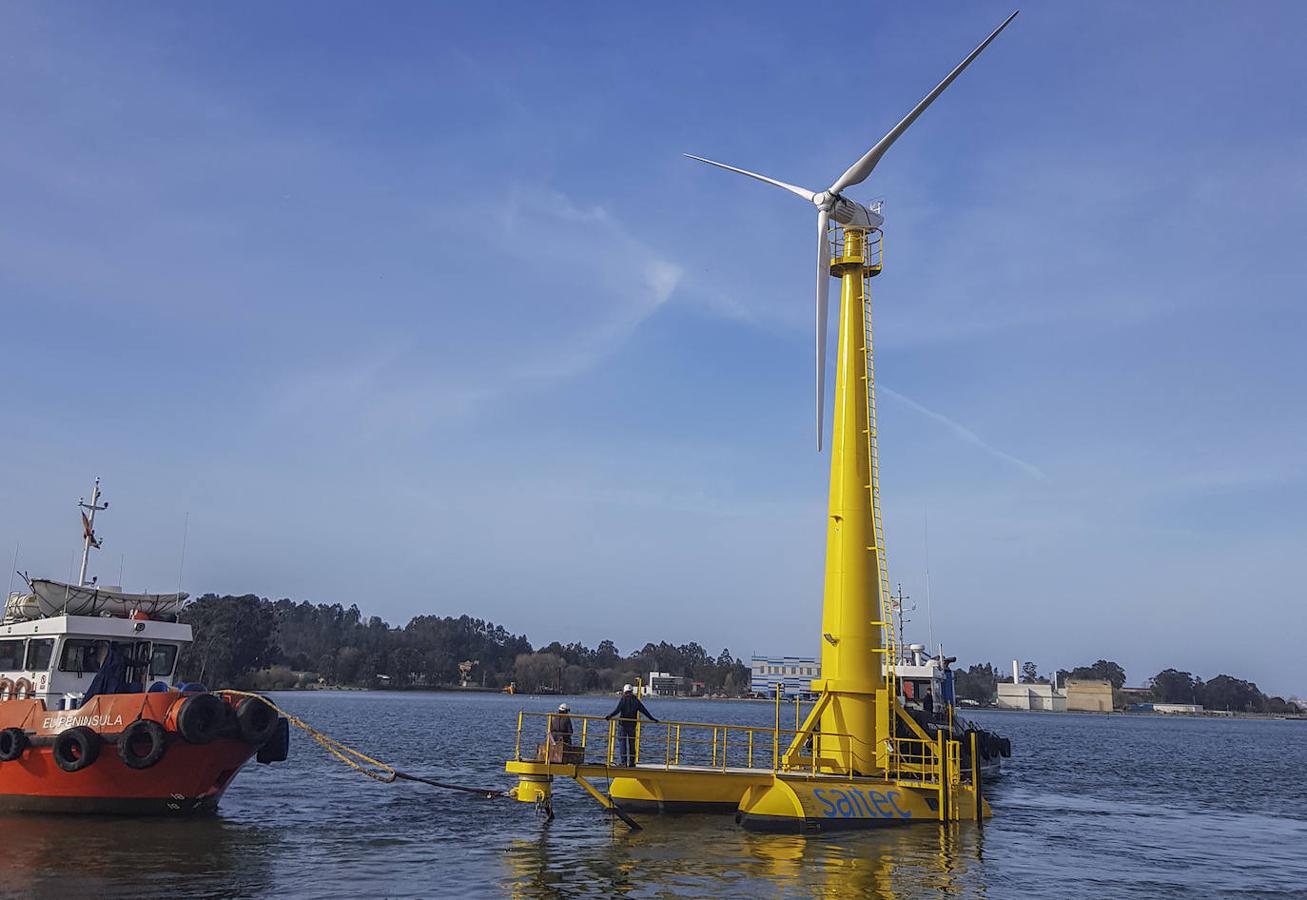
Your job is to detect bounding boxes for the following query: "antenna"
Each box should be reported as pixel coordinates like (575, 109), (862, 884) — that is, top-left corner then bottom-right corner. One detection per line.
(6, 542), (17, 599)
(891, 583), (915, 651)
(176, 511), (190, 596)
(76, 477), (108, 586)
(924, 507), (935, 653)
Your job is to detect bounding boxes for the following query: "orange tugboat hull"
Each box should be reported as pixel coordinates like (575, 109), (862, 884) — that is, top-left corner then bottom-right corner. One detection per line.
(0, 692), (271, 815)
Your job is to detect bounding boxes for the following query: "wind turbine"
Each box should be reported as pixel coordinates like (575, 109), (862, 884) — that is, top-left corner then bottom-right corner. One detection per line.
(686, 10), (1018, 450)
(684, 12), (1020, 780)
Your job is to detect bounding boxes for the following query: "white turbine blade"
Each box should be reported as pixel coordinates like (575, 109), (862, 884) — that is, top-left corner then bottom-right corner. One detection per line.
(816, 207), (831, 452)
(828, 10), (1019, 195)
(684, 154), (817, 203)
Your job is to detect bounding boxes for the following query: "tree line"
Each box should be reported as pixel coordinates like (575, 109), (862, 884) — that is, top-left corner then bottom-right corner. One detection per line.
(176, 594), (750, 695)
(950, 658), (1301, 713)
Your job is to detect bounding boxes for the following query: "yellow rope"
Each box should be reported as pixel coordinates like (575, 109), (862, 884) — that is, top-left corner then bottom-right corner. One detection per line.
(218, 689), (398, 783)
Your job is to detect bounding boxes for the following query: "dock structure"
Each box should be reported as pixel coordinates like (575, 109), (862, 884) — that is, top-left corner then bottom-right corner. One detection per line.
(505, 14), (1020, 833)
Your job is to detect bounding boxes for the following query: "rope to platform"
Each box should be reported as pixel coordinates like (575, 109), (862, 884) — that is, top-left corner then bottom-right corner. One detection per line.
(217, 690), (508, 799)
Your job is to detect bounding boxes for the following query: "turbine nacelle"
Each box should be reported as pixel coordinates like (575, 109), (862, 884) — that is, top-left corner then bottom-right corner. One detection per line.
(686, 10), (1019, 450)
(825, 195), (884, 231)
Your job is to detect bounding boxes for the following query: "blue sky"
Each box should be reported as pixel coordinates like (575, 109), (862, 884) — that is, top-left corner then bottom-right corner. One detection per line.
(2, 2), (1304, 695)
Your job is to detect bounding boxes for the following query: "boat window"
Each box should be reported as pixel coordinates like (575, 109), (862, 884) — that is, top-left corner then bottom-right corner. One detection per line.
(150, 643), (177, 677)
(59, 639), (101, 674)
(0, 640), (22, 670)
(25, 638), (55, 671)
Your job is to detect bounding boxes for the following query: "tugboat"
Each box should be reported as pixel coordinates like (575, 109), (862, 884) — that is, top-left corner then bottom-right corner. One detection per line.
(0, 479), (288, 813)
(895, 643), (1010, 779)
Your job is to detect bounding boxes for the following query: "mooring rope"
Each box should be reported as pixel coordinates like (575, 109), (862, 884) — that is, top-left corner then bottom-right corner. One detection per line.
(218, 690), (508, 799)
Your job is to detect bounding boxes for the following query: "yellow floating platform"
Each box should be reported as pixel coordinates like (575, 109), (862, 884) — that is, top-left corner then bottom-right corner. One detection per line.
(505, 711), (990, 833)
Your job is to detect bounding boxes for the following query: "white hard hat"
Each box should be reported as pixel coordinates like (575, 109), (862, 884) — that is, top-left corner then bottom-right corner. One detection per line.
(623, 684), (633, 692)
(558, 703), (569, 712)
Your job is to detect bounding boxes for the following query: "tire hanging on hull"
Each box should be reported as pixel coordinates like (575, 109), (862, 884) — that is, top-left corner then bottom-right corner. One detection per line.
(52, 726), (101, 773)
(118, 719), (167, 769)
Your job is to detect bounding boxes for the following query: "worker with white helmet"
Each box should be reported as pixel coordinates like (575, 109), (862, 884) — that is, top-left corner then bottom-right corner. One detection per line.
(605, 684), (659, 767)
(548, 702), (574, 757)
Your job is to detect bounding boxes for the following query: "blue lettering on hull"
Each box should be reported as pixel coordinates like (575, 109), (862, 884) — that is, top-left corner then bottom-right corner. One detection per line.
(812, 788), (913, 820)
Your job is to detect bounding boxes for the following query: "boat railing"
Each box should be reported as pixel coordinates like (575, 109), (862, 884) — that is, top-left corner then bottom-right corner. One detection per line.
(515, 711), (898, 779)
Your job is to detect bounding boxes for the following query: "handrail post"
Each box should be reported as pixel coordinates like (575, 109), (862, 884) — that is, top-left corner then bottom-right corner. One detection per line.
(773, 684), (781, 771)
(515, 710), (523, 761)
(970, 730), (982, 821)
(607, 718), (615, 766)
(712, 727), (719, 768)
(748, 730), (754, 769)
(580, 717), (588, 752)
(722, 728), (728, 771)
(665, 724), (671, 769)
(937, 731), (948, 821)
(635, 720), (641, 766)
(675, 725), (681, 765)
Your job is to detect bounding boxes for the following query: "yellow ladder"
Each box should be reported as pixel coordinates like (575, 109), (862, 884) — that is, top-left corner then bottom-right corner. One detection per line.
(862, 272), (896, 693)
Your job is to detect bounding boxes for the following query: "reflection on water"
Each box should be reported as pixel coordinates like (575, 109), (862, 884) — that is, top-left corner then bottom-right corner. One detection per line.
(499, 813), (994, 898)
(6, 693), (1306, 897)
(3, 812), (281, 898)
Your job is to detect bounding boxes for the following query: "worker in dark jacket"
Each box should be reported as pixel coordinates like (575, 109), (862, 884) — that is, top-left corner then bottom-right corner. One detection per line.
(606, 684), (658, 767)
(549, 703), (574, 746)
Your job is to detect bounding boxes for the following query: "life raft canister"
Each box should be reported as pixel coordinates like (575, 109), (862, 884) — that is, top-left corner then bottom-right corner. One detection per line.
(52, 725), (101, 772)
(118, 719), (167, 769)
(234, 697), (278, 746)
(0, 726), (28, 762)
(168, 692), (226, 744)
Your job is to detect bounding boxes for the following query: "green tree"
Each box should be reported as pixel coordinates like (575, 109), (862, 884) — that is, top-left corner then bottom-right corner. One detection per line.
(1068, 659), (1127, 689)
(178, 594), (279, 687)
(954, 663), (999, 701)
(1199, 674), (1263, 712)
(1150, 668), (1201, 704)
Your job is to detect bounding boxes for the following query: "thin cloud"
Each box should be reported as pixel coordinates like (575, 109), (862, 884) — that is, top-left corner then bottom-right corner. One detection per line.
(881, 385), (1047, 481)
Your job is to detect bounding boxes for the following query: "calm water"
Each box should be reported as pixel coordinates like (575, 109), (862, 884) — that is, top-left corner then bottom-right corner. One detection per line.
(4, 692), (1306, 898)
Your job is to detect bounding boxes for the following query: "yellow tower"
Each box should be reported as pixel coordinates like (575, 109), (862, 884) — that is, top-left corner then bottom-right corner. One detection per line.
(813, 226), (887, 776)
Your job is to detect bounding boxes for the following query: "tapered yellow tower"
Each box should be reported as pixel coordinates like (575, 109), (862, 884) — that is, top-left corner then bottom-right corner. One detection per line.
(813, 226), (887, 776)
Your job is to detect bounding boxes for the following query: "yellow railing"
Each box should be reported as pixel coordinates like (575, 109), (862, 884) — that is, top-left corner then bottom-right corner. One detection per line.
(827, 225), (884, 273)
(513, 711), (869, 778)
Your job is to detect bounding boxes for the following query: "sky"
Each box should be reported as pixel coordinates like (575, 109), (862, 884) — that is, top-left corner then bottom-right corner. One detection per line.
(2, 2), (1304, 695)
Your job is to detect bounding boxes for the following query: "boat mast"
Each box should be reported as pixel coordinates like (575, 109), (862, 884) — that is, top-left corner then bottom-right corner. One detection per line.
(77, 477), (107, 586)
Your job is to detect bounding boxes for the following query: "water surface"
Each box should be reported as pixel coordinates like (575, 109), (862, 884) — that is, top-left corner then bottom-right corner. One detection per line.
(5, 692), (1305, 898)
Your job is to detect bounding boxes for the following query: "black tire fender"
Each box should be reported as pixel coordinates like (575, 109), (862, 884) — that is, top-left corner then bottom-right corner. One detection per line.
(174, 693), (225, 744)
(235, 696), (279, 746)
(118, 719), (167, 769)
(0, 726), (28, 762)
(52, 726), (100, 772)
(1000, 737), (1012, 758)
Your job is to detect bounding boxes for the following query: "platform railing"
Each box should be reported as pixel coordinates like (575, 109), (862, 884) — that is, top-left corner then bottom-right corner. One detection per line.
(512, 711), (869, 777)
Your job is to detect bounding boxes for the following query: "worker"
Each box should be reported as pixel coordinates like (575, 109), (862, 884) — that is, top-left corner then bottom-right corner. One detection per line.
(605, 684), (658, 767)
(80, 641), (127, 706)
(549, 703), (574, 748)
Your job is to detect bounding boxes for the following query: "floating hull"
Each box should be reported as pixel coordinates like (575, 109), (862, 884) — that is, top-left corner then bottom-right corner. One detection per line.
(0, 693), (260, 815)
(736, 776), (990, 833)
